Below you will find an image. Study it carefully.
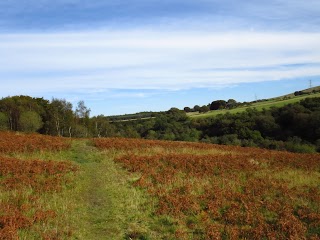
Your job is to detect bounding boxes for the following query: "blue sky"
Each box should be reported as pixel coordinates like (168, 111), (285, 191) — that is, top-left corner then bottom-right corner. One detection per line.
(1, 0), (320, 115)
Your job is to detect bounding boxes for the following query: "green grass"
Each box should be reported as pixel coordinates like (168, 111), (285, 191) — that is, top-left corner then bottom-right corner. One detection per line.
(77, 144), (158, 240)
(189, 92), (320, 119)
(12, 140), (164, 240)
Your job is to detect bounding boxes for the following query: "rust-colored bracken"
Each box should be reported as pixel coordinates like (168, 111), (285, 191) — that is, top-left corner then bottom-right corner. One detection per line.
(0, 132), (76, 240)
(0, 131), (71, 154)
(95, 137), (320, 239)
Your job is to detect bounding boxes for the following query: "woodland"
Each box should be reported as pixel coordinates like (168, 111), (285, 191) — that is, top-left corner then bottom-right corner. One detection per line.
(0, 95), (319, 153)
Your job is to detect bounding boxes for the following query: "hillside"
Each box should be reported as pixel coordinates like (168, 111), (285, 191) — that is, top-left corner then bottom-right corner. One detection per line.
(108, 111), (159, 122)
(103, 86), (320, 121)
(1, 132), (320, 239)
(279, 86), (320, 98)
(189, 86), (320, 118)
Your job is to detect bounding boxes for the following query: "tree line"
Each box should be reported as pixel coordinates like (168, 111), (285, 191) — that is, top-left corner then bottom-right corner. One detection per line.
(0, 96), (94, 137)
(0, 95), (319, 153)
(111, 98), (320, 153)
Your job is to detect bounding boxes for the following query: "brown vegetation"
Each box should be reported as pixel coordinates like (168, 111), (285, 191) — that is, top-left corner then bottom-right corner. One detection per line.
(95, 137), (320, 239)
(0, 131), (71, 154)
(0, 132), (76, 239)
(94, 137), (244, 152)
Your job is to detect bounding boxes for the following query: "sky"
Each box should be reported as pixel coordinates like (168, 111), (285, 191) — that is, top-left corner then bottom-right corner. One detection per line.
(1, 0), (320, 116)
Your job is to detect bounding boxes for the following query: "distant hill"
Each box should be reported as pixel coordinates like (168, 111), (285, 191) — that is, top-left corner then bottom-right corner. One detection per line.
(105, 86), (320, 121)
(108, 111), (159, 122)
(272, 86), (320, 99)
(188, 86), (320, 118)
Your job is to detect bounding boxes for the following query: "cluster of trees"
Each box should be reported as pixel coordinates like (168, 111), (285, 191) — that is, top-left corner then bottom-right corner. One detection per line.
(112, 108), (200, 141)
(196, 97), (320, 153)
(1, 95), (320, 153)
(184, 99), (251, 113)
(0, 96), (110, 137)
(294, 88), (320, 96)
(111, 98), (320, 153)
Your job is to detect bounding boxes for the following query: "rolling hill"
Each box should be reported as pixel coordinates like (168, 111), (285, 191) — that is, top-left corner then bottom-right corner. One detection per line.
(189, 86), (320, 119)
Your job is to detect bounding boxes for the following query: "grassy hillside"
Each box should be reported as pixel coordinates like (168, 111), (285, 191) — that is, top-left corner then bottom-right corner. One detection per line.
(279, 86), (320, 98)
(189, 91), (320, 119)
(1, 132), (319, 239)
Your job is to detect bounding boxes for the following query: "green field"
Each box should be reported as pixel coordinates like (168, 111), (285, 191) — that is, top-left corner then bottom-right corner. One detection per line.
(189, 92), (320, 119)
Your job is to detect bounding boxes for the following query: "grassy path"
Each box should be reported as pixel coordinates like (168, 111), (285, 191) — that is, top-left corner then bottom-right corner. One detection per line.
(13, 140), (161, 239)
(69, 140), (158, 240)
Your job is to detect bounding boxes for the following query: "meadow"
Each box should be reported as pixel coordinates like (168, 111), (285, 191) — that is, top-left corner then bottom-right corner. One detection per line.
(189, 92), (320, 119)
(1, 132), (320, 239)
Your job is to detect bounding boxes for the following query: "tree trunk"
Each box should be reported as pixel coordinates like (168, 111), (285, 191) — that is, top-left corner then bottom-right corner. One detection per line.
(69, 126), (72, 138)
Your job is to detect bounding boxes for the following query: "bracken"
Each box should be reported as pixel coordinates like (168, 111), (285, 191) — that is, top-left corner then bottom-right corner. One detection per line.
(93, 137), (320, 239)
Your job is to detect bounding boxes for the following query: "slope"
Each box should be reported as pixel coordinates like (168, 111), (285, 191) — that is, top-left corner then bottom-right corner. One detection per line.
(189, 90), (320, 119)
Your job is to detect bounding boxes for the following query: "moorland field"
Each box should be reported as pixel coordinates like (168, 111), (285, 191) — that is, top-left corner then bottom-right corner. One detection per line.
(1, 131), (320, 239)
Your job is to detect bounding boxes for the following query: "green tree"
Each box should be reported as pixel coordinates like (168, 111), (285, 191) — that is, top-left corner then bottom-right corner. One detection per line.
(210, 100), (227, 110)
(146, 130), (157, 139)
(75, 100), (91, 137)
(226, 99), (238, 109)
(199, 105), (209, 113)
(194, 105), (201, 112)
(0, 112), (8, 130)
(72, 124), (88, 138)
(184, 107), (192, 112)
(90, 115), (116, 137)
(0, 96), (48, 133)
(76, 100), (90, 121)
(19, 111), (43, 132)
(48, 98), (74, 137)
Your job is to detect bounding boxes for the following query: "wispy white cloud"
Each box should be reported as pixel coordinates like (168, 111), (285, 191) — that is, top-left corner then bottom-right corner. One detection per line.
(1, 30), (320, 96)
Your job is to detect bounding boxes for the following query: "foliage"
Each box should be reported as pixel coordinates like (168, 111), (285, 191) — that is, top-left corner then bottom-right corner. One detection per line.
(0, 112), (8, 130)
(0, 132), (71, 154)
(0, 132), (76, 239)
(199, 105), (210, 113)
(0, 156), (77, 239)
(195, 98), (320, 152)
(183, 107), (192, 112)
(1, 94), (320, 153)
(210, 100), (227, 110)
(94, 137), (320, 239)
(0, 96), (48, 132)
(19, 111), (43, 132)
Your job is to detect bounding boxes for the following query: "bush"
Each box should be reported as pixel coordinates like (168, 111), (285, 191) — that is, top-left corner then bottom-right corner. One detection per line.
(315, 139), (320, 152)
(219, 134), (241, 146)
(285, 142), (316, 153)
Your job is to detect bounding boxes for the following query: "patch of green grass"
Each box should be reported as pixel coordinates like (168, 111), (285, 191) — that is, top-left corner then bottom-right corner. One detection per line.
(273, 169), (320, 188)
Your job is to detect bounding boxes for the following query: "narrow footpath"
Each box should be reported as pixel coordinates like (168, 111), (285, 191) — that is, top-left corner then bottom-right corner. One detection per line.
(68, 140), (157, 240)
